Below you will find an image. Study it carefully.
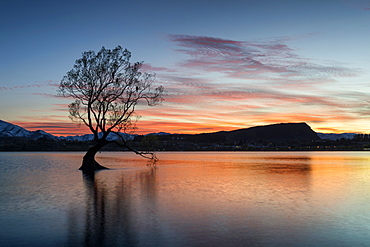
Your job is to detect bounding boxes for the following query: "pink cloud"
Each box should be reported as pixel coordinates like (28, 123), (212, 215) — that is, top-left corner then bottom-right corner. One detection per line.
(140, 63), (177, 73)
(168, 34), (359, 81)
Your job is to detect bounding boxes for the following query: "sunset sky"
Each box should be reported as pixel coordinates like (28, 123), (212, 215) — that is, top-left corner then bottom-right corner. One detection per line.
(1, 0), (370, 136)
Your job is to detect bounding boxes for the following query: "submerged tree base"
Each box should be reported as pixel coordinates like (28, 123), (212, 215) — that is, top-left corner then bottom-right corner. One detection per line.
(78, 141), (109, 173)
(79, 154), (109, 173)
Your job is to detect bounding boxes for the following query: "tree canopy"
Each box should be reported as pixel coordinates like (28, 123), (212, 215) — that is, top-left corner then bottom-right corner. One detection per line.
(59, 46), (164, 172)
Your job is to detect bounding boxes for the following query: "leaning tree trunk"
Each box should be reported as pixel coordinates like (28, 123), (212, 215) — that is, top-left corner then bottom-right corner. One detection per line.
(79, 141), (108, 173)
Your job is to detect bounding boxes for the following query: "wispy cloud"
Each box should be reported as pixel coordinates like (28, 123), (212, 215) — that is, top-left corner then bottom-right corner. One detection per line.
(357, 2), (370, 10)
(141, 64), (177, 73)
(168, 34), (359, 82)
(0, 80), (59, 91)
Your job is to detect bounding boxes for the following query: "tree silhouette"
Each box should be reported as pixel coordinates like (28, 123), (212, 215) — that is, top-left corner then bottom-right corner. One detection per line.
(59, 46), (163, 172)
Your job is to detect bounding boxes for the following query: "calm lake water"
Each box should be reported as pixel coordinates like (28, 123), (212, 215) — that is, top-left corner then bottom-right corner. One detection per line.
(1, 151), (370, 246)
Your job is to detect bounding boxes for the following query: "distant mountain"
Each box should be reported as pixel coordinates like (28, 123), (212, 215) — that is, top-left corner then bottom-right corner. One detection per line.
(59, 132), (135, 142)
(0, 120), (56, 140)
(1, 120), (368, 152)
(187, 122), (321, 143)
(29, 130), (57, 140)
(0, 119), (358, 143)
(0, 120), (29, 137)
(145, 132), (171, 136)
(0, 120), (134, 141)
(317, 133), (356, 140)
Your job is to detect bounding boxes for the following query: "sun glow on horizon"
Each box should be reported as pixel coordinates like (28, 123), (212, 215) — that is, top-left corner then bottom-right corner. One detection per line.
(11, 116), (369, 137)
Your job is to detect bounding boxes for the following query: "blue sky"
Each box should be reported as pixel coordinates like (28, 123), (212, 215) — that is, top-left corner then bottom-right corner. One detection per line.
(1, 0), (370, 135)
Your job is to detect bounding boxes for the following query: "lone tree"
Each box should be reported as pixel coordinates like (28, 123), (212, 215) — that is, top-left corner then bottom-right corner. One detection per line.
(58, 46), (164, 173)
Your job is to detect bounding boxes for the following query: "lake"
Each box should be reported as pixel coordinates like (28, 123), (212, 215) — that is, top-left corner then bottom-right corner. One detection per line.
(1, 151), (370, 246)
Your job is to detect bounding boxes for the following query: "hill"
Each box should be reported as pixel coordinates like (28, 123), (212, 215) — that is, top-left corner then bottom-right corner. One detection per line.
(226, 122), (320, 142)
(180, 122), (320, 144)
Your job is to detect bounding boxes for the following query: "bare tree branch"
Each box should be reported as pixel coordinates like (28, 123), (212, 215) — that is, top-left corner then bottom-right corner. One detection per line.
(58, 46), (164, 170)
(111, 132), (158, 164)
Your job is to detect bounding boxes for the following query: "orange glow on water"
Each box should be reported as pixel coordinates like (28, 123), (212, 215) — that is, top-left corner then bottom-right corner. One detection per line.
(3, 151), (370, 246)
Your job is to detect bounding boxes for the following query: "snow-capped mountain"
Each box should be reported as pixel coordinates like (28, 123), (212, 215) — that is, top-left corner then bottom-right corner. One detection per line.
(317, 133), (356, 140)
(59, 132), (135, 141)
(0, 120), (134, 141)
(0, 120), (56, 140)
(0, 120), (31, 138)
(145, 132), (171, 136)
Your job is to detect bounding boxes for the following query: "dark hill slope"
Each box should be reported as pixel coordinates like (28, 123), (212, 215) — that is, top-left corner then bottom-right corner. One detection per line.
(226, 122), (320, 142)
(183, 122), (320, 143)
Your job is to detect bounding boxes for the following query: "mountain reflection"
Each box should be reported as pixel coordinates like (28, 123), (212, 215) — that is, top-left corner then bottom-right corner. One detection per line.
(258, 156), (312, 197)
(260, 156), (312, 174)
(67, 168), (157, 247)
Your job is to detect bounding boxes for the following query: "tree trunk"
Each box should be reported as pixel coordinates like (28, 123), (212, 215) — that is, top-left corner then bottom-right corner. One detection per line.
(79, 141), (108, 173)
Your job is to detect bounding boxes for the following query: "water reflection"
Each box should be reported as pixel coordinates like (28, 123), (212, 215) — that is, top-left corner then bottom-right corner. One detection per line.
(258, 156), (312, 174)
(255, 156), (312, 208)
(67, 155), (316, 246)
(66, 168), (157, 247)
(2, 152), (370, 246)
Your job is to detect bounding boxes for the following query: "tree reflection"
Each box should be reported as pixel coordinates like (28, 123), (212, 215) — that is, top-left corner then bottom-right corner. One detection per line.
(67, 168), (157, 246)
(82, 172), (110, 246)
